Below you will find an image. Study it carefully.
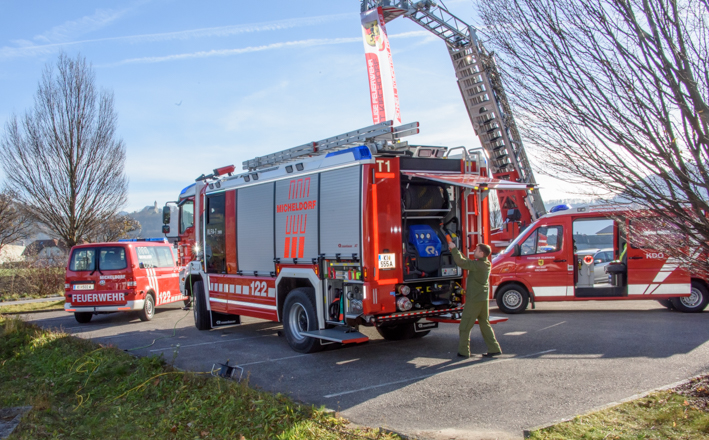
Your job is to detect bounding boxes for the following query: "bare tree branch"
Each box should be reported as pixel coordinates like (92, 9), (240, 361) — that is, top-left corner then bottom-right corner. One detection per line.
(477, 0), (709, 273)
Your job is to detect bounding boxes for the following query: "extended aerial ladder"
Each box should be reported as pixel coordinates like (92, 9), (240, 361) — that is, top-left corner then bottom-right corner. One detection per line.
(361, 0), (546, 250)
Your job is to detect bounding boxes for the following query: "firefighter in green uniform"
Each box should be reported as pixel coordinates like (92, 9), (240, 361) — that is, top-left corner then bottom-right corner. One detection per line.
(448, 241), (502, 358)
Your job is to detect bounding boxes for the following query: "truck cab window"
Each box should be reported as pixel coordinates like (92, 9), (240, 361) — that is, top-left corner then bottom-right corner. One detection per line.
(520, 226), (563, 256)
(180, 200), (194, 234)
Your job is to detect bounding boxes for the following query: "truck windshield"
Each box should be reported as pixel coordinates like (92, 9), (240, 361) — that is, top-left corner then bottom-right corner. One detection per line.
(502, 219), (540, 255)
(69, 247), (127, 271)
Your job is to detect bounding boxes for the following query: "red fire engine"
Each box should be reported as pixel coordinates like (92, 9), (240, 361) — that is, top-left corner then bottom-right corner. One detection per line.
(164, 121), (529, 352)
(490, 205), (709, 313)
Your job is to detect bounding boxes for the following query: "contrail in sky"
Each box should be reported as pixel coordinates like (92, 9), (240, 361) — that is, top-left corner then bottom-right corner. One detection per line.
(112, 31), (431, 65)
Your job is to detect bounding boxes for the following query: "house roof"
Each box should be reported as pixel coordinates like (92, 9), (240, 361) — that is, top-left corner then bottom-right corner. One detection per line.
(21, 239), (68, 256)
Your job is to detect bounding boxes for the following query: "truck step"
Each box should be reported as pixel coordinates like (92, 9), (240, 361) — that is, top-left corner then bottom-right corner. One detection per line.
(427, 315), (509, 324)
(301, 328), (369, 344)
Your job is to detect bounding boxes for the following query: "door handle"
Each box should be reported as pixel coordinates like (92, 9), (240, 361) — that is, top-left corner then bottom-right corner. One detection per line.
(554, 259), (566, 262)
(629, 256), (643, 260)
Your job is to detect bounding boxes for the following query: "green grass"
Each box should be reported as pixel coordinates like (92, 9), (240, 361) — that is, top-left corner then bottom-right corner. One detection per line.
(0, 300), (65, 314)
(528, 384), (709, 440)
(0, 317), (401, 439)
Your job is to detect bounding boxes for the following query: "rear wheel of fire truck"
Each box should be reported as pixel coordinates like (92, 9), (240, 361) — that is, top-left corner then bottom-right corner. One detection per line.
(74, 312), (93, 324)
(496, 284), (529, 314)
(193, 281), (211, 330)
(282, 288), (323, 353)
(376, 321), (428, 340)
(671, 282), (709, 313)
(139, 293), (155, 321)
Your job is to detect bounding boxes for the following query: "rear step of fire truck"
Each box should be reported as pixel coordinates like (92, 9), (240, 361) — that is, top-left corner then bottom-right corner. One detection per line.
(300, 327), (370, 345)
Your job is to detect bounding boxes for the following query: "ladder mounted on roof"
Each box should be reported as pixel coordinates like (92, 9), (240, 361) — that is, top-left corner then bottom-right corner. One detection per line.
(360, 0), (546, 219)
(243, 120), (420, 171)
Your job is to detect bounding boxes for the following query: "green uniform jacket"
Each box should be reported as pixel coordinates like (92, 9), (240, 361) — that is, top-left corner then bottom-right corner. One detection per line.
(451, 248), (491, 302)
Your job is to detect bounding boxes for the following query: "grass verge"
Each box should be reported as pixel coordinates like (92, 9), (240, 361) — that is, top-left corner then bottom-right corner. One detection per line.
(0, 300), (64, 314)
(0, 317), (401, 439)
(528, 377), (709, 440)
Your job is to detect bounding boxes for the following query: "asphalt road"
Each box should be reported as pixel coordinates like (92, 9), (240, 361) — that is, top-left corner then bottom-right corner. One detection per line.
(21, 301), (709, 439)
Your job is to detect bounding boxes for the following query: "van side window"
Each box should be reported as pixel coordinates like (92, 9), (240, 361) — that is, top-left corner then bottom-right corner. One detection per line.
(180, 200), (194, 234)
(137, 246), (174, 268)
(154, 246), (175, 267)
(136, 246), (156, 268)
(205, 194), (226, 274)
(521, 226), (563, 256)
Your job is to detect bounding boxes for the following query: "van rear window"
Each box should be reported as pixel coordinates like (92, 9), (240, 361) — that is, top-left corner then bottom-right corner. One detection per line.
(69, 247), (127, 271)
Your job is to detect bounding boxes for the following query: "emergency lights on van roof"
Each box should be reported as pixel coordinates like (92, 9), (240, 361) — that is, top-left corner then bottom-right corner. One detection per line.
(118, 238), (168, 242)
(550, 204), (572, 213)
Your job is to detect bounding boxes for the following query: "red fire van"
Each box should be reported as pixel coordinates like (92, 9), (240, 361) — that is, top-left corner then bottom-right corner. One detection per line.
(490, 205), (708, 314)
(64, 239), (187, 323)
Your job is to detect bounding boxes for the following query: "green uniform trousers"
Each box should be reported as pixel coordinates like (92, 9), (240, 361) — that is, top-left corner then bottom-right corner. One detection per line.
(458, 300), (501, 357)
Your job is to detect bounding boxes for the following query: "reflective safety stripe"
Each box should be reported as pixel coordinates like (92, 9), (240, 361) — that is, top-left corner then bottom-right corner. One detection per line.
(210, 297), (277, 311)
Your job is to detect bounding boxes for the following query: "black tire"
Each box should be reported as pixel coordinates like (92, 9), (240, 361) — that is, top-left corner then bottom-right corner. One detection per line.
(282, 287), (322, 353)
(376, 321), (428, 340)
(138, 293), (155, 321)
(656, 299), (674, 309)
(496, 284), (530, 314)
(671, 282), (709, 313)
(74, 312), (93, 324)
(193, 281), (211, 330)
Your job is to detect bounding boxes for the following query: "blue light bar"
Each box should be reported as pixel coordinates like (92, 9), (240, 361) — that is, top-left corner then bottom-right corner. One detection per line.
(118, 238), (168, 242)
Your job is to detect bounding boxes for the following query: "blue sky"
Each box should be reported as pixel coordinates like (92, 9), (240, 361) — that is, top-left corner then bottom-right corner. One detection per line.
(0, 0), (580, 212)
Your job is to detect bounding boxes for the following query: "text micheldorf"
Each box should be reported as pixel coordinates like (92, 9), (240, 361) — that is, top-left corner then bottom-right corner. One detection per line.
(276, 200), (317, 213)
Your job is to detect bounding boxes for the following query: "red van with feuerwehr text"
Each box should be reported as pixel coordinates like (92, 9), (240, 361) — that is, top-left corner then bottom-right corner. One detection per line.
(64, 238), (187, 323)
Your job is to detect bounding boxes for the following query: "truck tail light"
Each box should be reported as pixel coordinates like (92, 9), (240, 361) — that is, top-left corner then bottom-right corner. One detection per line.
(396, 296), (413, 311)
(362, 267), (368, 281)
(398, 285), (410, 296)
(65, 283), (70, 290)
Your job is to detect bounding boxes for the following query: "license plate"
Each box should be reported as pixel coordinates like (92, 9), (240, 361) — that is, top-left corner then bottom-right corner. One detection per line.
(378, 253), (395, 269)
(73, 284), (94, 290)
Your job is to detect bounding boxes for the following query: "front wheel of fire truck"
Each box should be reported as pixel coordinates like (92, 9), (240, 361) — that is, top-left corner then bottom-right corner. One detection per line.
(671, 282), (709, 313)
(74, 312), (93, 324)
(376, 321), (428, 341)
(139, 293), (155, 321)
(193, 281), (211, 330)
(282, 288), (323, 354)
(496, 284), (530, 314)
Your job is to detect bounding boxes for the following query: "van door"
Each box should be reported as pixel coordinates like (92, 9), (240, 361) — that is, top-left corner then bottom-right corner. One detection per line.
(136, 245), (182, 306)
(626, 219), (690, 296)
(514, 223), (572, 298)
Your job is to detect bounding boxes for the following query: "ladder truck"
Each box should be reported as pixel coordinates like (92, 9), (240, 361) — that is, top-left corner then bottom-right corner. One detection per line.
(163, 121), (532, 353)
(361, 0), (546, 252)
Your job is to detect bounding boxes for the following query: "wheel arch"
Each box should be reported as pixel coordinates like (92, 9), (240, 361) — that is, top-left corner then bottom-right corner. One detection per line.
(275, 268), (322, 328)
(493, 280), (532, 300)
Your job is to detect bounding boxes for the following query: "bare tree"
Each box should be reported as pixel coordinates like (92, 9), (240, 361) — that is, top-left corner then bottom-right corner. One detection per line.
(477, 0), (709, 273)
(0, 189), (33, 254)
(0, 53), (128, 248)
(88, 214), (141, 243)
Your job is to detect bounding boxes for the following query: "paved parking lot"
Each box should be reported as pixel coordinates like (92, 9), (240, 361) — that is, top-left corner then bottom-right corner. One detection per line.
(23, 301), (709, 439)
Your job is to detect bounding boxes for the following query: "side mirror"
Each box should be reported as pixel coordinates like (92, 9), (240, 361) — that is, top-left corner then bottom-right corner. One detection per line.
(162, 225), (170, 234)
(139, 262), (145, 269)
(511, 244), (521, 257)
(162, 206), (171, 225)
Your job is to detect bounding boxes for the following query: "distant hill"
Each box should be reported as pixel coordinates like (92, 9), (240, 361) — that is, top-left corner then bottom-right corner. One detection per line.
(127, 202), (177, 239)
